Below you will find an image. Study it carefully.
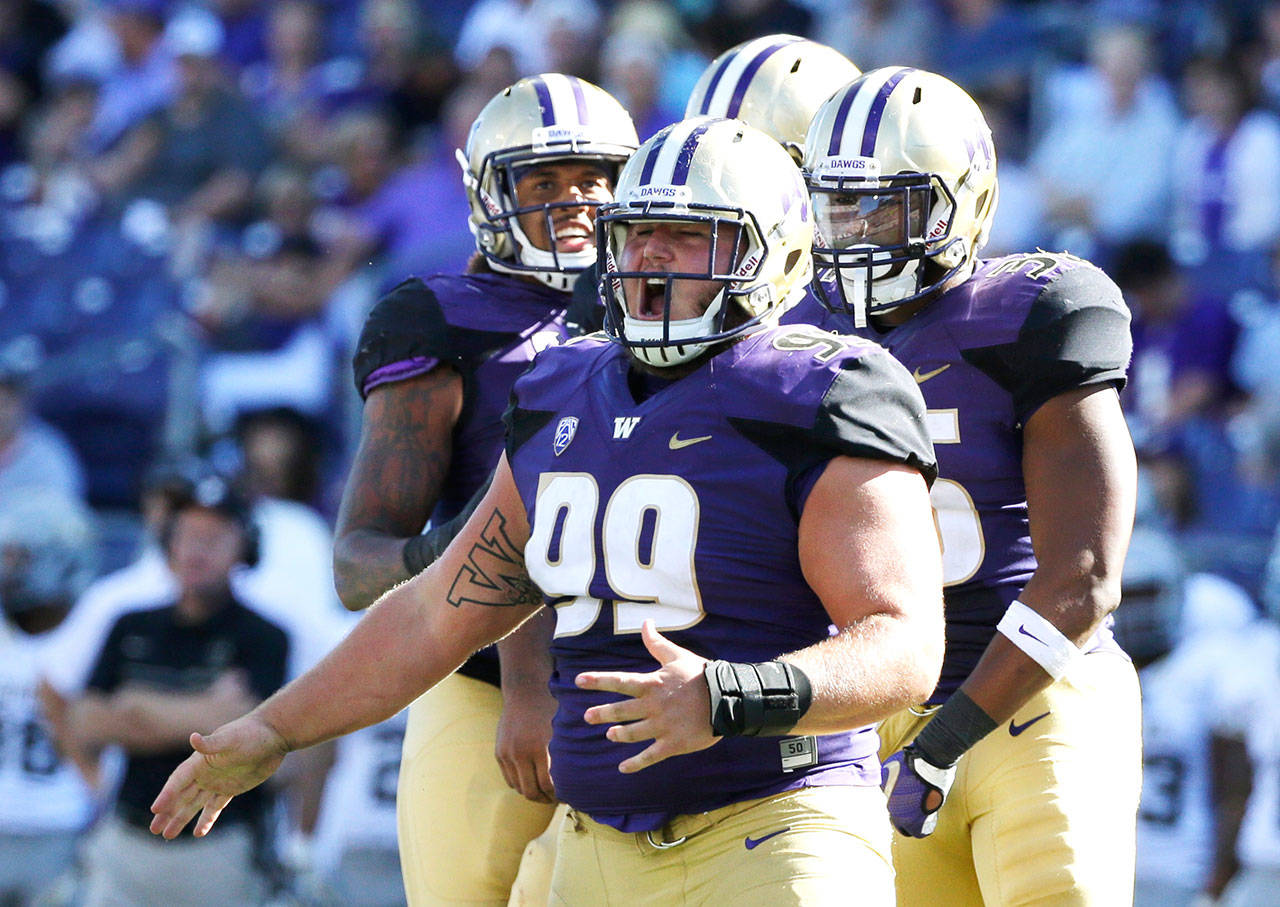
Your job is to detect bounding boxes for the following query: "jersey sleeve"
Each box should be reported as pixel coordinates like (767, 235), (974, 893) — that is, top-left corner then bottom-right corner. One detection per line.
(352, 277), (453, 399)
(730, 343), (937, 518)
(811, 347), (938, 485)
(964, 264), (1133, 424)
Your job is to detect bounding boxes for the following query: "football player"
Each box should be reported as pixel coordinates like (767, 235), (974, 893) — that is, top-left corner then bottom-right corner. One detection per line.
(1207, 593), (1280, 906)
(150, 117), (944, 905)
(1117, 530), (1255, 906)
(0, 493), (99, 905)
(333, 73), (637, 905)
(802, 68), (1141, 904)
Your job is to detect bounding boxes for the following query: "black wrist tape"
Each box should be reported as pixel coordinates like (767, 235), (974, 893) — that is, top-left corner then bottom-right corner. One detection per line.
(912, 690), (998, 768)
(402, 532), (442, 576)
(704, 660), (812, 737)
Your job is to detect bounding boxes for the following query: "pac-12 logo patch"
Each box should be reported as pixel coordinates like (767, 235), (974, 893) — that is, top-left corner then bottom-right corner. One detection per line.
(553, 417), (578, 456)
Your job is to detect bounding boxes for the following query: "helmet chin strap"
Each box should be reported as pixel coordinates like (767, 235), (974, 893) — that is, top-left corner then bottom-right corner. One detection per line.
(497, 218), (594, 292)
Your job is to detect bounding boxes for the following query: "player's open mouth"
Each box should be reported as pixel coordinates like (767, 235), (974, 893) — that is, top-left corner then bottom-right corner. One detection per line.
(633, 277), (667, 319)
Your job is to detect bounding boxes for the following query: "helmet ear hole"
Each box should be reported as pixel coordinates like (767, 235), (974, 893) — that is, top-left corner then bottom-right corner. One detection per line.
(784, 248), (803, 275)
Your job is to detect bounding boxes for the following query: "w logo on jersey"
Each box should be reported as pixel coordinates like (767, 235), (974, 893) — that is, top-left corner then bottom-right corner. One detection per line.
(613, 416), (641, 439)
(553, 417), (578, 455)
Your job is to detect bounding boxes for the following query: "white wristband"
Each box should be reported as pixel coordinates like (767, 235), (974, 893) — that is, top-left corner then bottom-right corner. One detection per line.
(996, 600), (1080, 681)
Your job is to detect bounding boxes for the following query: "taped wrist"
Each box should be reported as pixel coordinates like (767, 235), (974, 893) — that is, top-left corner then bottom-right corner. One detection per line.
(911, 690), (997, 768)
(402, 533), (436, 576)
(704, 660), (812, 737)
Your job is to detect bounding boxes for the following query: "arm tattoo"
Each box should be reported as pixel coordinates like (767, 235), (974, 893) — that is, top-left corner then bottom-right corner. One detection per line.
(446, 508), (542, 608)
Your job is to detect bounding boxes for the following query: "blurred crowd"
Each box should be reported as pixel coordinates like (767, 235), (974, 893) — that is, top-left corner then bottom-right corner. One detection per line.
(2, 0), (1280, 904)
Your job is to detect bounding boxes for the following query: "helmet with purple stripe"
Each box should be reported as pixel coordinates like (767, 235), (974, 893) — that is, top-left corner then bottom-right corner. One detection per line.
(685, 35), (859, 165)
(802, 68), (999, 324)
(458, 74), (639, 291)
(599, 117), (813, 368)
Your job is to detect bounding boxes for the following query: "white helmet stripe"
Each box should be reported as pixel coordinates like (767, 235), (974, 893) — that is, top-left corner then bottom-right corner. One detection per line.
(534, 73), (584, 126)
(697, 34), (803, 118)
(825, 66), (913, 159)
(642, 118), (715, 187)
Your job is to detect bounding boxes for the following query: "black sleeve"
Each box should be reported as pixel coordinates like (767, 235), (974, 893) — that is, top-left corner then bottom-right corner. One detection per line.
(730, 348), (938, 517)
(962, 266), (1132, 424)
(241, 618), (289, 701)
(809, 350), (938, 486)
(351, 277), (453, 398)
(565, 264), (605, 336)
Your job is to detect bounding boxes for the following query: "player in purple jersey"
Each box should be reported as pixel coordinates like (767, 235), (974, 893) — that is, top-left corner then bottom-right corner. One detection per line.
(803, 68), (1141, 904)
(148, 117), (944, 905)
(332, 74), (637, 904)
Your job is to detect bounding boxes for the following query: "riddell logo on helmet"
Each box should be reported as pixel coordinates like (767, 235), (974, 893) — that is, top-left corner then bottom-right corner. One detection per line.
(734, 252), (761, 276)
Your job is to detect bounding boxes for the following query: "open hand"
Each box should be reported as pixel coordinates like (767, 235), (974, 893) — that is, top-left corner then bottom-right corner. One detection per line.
(149, 713), (289, 839)
(576, 620), (716, 774)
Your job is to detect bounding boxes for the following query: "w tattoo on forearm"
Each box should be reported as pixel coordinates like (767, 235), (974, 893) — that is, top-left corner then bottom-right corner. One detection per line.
(446, 509), (542, 608)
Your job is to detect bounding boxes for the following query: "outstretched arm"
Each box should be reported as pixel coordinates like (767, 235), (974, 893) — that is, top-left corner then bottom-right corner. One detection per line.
(333, 369), (463, 610)
(578, 455), (944, 773)
(151, 456), (543, 838)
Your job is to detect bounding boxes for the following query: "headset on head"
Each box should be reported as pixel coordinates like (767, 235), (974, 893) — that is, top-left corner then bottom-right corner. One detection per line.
(158, 475), (261, 569)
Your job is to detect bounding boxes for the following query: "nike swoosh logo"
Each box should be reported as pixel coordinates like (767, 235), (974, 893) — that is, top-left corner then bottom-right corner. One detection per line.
(1017, 624), (1045, 645)
(744, 827), (790, 850)
(669, 432), (712, 450)
(913, 364), (951, 383)
(1009, 711), (1051, 737)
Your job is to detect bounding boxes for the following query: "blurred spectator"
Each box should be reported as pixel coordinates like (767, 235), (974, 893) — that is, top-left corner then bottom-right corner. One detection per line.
(1171, 54), (1280, 296)
(239, 0), (344, 168)
(323, 84), (483, 295)
(454, 0), (601, 78)
(83, 0), (176, 155)
(40, 477), (289, 906)
(599, 30), (681, 141)
(604, 0), (706, 134)
(0, 492), (98, 907)
(195, 234), (335, 433)
(1120, 529), (1264, 905)
(0, 367), (87, 507)
(0, 0), (69, 166)
(1113, 239), (1239, 451)
(934, 0), (1037, 112)
(1032, 23), (1178, 260)
(813, 0), (940, 72)
(94, 12), (271, 279)
(235, 405), (322, 505)
(978, 89), (1048, 256)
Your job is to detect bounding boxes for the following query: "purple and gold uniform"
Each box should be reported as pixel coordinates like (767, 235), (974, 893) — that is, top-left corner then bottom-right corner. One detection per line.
(503, 324), (935, 902)
(353, 273), (569, 905)
(840, 253), (1142, 905)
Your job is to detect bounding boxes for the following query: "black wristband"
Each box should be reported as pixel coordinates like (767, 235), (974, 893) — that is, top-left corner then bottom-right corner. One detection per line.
(911, 690), (997, 768)
(704, 660), (812, 737)
(402, 533), (436, 576)
(402, 474), (494, 575)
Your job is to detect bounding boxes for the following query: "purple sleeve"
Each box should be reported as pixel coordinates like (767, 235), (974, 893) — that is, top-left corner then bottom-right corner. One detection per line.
(361, 355), (442, 397)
